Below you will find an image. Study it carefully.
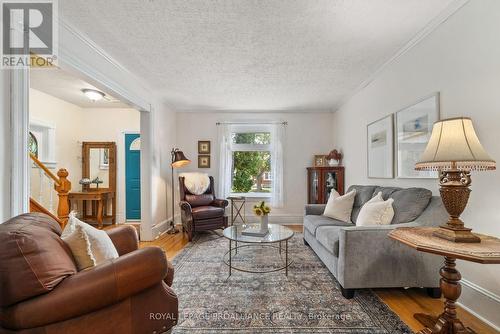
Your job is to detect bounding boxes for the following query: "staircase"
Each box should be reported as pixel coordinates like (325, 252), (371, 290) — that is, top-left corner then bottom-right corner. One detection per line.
(29, 153), (71, 227)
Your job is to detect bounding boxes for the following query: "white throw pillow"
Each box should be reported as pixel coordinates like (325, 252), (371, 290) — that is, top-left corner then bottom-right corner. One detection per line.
(179, 172), (210, 195)
(356, 192), (395, 226)
(62, 212), (119, 265)
(323, 189), (356, 223)
(62, 224), (95, 271)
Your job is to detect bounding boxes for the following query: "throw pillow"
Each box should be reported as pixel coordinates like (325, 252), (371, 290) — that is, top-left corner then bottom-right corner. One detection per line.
(356, 192), (395, 226)
(323, 189), (356, 223)
(62, 224), (95, 271)
(62, 212), (119, 265)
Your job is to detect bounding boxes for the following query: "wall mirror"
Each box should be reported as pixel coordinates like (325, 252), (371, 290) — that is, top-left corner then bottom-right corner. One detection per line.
(82, 142), (116, 191)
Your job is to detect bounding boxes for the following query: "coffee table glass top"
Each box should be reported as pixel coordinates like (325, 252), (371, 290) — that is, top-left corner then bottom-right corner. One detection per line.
(223, 223), (294, 243)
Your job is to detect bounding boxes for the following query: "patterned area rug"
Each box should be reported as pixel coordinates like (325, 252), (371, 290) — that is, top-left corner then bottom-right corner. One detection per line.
(171, 231), (412, 334)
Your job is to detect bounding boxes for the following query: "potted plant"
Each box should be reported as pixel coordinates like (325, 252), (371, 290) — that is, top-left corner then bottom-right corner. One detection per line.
(326, 149), (343, 166)
(253, 201), (271, 231)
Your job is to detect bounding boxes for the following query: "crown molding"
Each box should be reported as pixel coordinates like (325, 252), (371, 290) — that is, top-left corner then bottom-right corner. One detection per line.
(334, 0), (470, 112)
(58, 20), (153, 112)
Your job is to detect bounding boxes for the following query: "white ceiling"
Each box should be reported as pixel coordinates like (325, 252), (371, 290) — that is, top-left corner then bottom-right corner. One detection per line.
(30, 68), (130, 108)
(60, 0), (456, 112)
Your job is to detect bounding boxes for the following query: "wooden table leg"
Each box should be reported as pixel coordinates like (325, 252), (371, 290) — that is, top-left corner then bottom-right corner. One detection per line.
(97, 200), (103, 229)
(415, 256), (475, 334)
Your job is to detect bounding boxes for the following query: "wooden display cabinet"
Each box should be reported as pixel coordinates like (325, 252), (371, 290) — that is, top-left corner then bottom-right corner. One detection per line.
(307, 166), (345, 204)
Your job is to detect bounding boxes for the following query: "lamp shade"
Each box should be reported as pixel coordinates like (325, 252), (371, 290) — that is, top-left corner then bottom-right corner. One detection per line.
(415, 117), (495, 171)
(171, 150), (190, 168)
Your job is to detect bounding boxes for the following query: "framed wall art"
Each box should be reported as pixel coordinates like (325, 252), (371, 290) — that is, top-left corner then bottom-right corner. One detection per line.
(313, 155), (327, 167)
(198, 155), (211, 168)
(396, 93), (440, 178)
(367, 115), (394, 178)
(198, 140), (211, 154)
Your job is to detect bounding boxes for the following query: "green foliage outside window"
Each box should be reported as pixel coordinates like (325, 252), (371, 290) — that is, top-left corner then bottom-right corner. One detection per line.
(231, 132), (271, 193)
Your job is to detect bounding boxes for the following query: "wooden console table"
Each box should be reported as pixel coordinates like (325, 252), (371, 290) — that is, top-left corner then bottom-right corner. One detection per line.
(389, 227), (500, 334)
(68, 190), (116, 229)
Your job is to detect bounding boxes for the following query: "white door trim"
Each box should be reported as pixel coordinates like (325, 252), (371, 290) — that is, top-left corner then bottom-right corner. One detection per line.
(10, 67), (30, 217)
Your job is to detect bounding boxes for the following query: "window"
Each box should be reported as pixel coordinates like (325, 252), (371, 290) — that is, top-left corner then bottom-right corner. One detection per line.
(218, 122), (284, 207)
(230, 131), (272, 196)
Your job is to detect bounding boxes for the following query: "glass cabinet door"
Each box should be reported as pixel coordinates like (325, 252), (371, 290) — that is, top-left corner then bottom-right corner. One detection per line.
(323, 171), (337, 202)
(309, 170), (320, 204)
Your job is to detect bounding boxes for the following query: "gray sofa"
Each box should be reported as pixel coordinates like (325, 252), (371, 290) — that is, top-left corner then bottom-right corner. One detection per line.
(303, 185), (448, 299)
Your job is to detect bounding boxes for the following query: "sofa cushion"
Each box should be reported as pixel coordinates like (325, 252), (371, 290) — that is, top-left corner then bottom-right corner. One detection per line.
(347, 185), (378, 208)
(304, 215), (353, 236)
(0, 213), (77, 307)
(316, 226), (345, 257)
(186, 194), (215, 207)
(373, 187), (432, 224)
(192, 206), (224, 220)
(323, 189), (356, 222)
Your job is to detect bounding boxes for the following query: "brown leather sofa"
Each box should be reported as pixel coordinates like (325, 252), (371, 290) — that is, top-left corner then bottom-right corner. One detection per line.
(179, 176), (228, 241)
(0, 213), (178, 334)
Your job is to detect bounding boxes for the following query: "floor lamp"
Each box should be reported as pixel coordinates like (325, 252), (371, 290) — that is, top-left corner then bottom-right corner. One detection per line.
(167, 148), (190, 234)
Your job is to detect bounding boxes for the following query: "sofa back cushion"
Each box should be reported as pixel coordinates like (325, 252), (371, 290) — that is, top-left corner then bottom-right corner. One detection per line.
(0, 213), (77, 307)
(185, 193), (215, 207)
(373, 186), (432, 224)
(347, 185), (377, 222)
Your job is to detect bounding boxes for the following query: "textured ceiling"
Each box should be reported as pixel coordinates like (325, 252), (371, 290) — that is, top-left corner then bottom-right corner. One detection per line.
(30, 68), (130, 108)
(60, 0), (455, 111)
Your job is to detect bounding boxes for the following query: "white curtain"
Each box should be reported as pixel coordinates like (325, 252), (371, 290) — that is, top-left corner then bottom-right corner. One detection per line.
(270, 123), (285, 208)
(217, 124), (233, 199)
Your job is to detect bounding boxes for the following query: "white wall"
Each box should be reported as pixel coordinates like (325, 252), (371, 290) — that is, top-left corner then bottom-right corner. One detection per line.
(0, 71), (10, 222)
(175, 112), (334, 223)
(29, 88), (140, 223)
(332, 0), (500, 328)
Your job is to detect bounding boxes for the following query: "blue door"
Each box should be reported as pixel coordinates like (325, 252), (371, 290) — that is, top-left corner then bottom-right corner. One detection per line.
(125, 134), (141, 220)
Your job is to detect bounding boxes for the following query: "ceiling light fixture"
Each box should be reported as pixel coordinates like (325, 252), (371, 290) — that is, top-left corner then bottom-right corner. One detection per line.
(81, 88), (105, 102)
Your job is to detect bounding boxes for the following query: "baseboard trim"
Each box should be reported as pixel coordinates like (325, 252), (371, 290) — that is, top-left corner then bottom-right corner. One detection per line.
(457, 279), (500, 331)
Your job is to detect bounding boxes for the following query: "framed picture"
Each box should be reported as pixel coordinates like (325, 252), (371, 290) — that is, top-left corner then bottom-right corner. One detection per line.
(314, 155), (326, 167)
(367, 115), (394, 178)
(198, 155), (211, 168)
(198, 141), (211, 154)
(396, 93), (440, 178)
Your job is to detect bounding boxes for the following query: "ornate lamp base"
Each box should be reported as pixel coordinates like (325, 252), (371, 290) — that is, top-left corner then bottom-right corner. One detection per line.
(436, 170), (480, 243)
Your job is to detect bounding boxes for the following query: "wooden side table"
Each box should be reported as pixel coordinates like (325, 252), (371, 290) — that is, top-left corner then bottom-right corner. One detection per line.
(69, 190), (116, 229)
(389, 227), (500, 334)
(227, 196), (246, 225)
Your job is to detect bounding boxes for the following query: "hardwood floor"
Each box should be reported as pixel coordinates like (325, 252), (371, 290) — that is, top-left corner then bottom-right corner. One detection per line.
(138, 224), (496, 334)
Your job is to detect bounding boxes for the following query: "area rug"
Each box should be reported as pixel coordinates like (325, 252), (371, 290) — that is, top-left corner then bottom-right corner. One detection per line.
(171, 231), (412, 334)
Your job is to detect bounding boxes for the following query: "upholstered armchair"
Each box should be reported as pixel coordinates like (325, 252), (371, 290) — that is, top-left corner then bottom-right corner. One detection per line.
(179, 176), (228, 241)
(0, 213), (178, 334)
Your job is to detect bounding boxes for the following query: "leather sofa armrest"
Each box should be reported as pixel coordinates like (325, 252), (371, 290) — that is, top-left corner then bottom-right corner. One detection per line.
(179, 200), (192, 213)
(106, 225), (139, 256)
(1, 247), (168, 330)
(304, 204), (326, 216)
(212, 198), (229, 208)
(164, 260), (175, 287)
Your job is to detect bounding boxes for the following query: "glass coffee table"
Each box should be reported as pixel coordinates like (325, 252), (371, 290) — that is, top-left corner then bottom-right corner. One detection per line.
(222, 223), (294, 277)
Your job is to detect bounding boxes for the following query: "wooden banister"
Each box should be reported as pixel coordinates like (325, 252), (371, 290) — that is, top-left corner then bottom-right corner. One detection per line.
(30, 153), (60, 186)
(29, 153), (71, 227)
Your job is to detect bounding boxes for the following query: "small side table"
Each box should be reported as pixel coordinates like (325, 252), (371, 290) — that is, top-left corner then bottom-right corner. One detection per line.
(389, 227), (500, 334)
(227, 196), (246, 225)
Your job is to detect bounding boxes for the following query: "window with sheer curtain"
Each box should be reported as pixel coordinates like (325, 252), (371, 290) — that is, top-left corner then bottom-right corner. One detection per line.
(218, 123), (284, 207)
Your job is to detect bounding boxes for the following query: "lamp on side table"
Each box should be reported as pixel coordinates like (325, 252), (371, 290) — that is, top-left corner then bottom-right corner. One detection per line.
(415, 117), (495, 243)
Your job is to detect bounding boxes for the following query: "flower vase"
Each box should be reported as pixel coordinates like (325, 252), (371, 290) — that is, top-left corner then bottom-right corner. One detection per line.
(260, 215), (269, 232)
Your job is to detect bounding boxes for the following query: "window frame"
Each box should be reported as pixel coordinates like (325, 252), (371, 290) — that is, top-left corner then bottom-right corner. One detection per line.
(229, 125), (272, 198)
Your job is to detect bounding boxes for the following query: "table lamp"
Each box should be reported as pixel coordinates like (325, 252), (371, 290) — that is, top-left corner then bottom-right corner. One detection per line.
(167, 148), (190, 234)
(415, 117), (495, 243)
